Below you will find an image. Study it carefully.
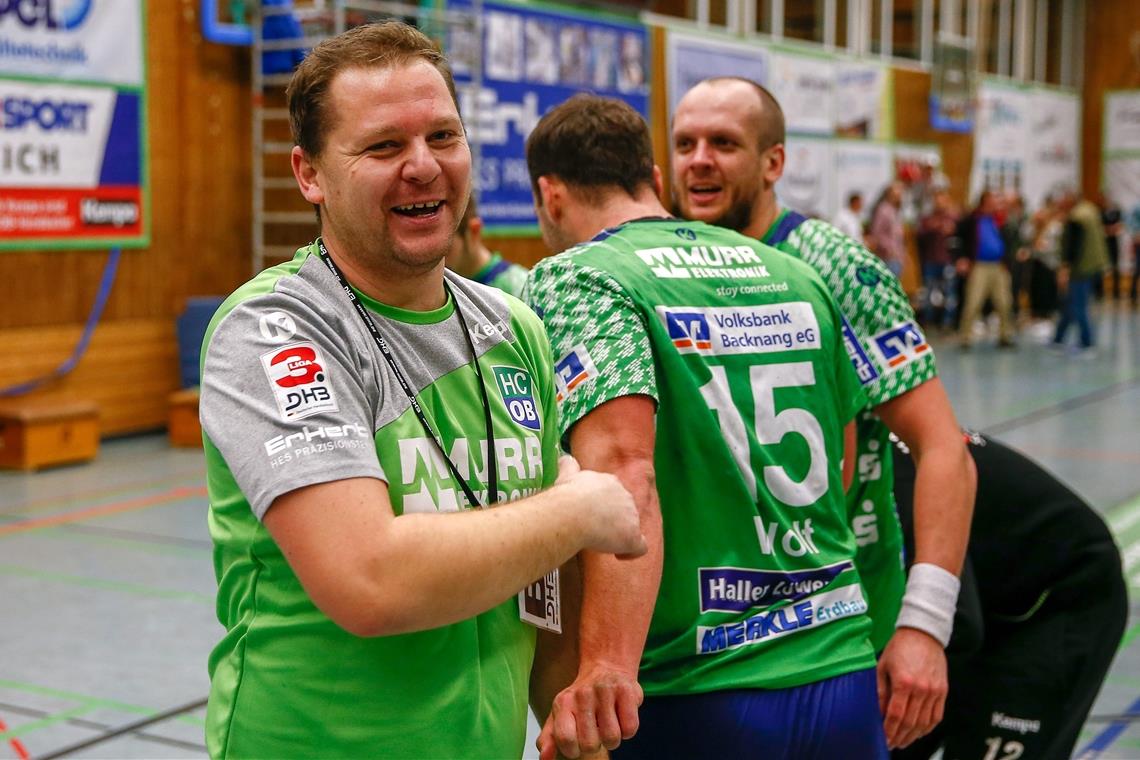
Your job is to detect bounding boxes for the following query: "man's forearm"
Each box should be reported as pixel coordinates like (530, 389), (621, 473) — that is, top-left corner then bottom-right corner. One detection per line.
(579, 518), (664, 677)
(369, 482), (632, 634)
(267, 472), (641, 638)
(565, 395), (664, 678)
(875, 379), (975, 577)
(910, 442), (975, 575)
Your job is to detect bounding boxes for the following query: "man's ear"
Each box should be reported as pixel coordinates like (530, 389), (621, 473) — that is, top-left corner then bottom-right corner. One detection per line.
(468, 215), (484, 242)
(762, 143), (785, 186)
(652, 165), (665, 200)
(537, 176), (564, 222)
(292, 146), (324, 205)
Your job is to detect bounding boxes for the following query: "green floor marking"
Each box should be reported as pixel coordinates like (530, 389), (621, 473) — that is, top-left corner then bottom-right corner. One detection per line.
(0, 704), (99, 741)
(0, 564), (213, 604)
(0, 679), (206, 730)
(36, 526), (210, 558)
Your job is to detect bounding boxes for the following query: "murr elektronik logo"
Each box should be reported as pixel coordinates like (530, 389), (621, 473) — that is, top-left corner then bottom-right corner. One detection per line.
(493, 366), (540, 431)
(1, 0), (93, 30)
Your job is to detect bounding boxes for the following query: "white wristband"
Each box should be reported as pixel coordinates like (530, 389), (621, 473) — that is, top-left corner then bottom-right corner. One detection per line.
(895, 562), (960, 647)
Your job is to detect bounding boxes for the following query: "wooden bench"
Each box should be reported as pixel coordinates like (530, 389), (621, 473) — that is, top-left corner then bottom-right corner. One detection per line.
(168, 388), (202, 448)
(0, 399), (100, 470)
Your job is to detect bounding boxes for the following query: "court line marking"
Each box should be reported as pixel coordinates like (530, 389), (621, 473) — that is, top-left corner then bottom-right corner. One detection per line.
(0, 705), (97, 742)
(0, 699), (208, 751)
(41, 525), (212, 558)
(0, 714), (29, 760)
(0, 701), (208, 752)
(0, 564), (214, 604)
(1012, 447), (1140, 465)
(0, 486), (207, 539)
(1076, 694), (1140, 758)
(1110, 494), (1140, 534)
(0, 469), (205, 517)
(982, 375), (1140, 436)
(0, 680), (205, 727)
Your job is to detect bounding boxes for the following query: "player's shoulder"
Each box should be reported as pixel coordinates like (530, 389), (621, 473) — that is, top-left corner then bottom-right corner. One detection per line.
(206, 245), (337, 349)
(527, 232), (638, 305)
(787, 217), (883, 268)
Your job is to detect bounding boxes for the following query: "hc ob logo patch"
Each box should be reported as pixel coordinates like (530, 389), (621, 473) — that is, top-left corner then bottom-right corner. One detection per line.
(664, 310), (712, 350)
(492, 366), (540, 431)
(872, 321), (930, 369)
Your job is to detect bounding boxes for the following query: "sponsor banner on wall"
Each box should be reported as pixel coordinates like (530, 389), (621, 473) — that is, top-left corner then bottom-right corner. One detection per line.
(0, 1), (146, 249)
(776, 137), (831, 219)
(1105, 159), (1140, 235)
(0, 0), (143, 87)
(835, 61), (888, 140)
(665, 30), (770, 117)
(969, 81), (1032, 205)
(1104, 90), (1140, 154)
(447, 0), (648, 231)
(929, 34), (975, 132)
(767, 50), (834, 136)
(830, 141), (892, 228)
(1022, 89), (1080, 213)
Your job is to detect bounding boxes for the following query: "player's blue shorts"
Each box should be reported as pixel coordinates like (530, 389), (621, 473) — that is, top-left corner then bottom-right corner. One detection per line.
(613, 667), (888, 759)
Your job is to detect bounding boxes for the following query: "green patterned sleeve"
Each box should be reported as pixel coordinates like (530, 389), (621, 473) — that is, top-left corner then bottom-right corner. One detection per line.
(526, 254), (656, 446)
(793, 220), (938, 408)
(826, 290), (870, 425)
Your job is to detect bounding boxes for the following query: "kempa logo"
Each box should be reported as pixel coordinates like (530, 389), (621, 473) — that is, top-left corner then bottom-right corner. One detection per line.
(79, 199), (137, 227)
(470, 318), (508, 344)
(990, 713), (1041, 735)
(259, 312), (297, 343)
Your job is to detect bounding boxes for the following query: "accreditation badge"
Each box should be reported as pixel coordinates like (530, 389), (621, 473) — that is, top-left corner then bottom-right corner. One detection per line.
(518, 568), (561, 633)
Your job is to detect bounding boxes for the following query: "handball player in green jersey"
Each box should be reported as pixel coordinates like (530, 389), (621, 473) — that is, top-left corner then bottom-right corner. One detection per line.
(198, 23), (646, 759)
(671, 77), (976, 751)
(526, 94), (891, 760)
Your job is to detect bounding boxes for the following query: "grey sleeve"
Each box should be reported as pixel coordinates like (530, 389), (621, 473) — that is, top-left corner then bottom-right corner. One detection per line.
(200, 290), (387, 520)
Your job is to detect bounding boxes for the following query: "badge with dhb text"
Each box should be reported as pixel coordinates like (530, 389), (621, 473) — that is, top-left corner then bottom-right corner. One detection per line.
(518, 568), (561, 633)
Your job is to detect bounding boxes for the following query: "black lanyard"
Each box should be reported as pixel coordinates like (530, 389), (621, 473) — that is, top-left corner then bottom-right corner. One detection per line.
(316, 240), (498, 508)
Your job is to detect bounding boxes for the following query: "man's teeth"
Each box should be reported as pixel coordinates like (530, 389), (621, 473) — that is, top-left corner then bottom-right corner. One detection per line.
(395, 201), (442, 211)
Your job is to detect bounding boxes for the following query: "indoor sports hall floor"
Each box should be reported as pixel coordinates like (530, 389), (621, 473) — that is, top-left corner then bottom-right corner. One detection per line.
(2, 302), (1139, 759)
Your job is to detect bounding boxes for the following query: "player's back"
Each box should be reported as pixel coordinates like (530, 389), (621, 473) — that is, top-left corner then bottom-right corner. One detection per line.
(527, 218), (874, 696)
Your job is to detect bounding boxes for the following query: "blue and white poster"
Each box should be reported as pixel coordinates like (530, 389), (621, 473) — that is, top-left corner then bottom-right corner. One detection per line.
(0, 0), (147, 249)
(447, 0), (649, 231)
(665, 31), (769, 118)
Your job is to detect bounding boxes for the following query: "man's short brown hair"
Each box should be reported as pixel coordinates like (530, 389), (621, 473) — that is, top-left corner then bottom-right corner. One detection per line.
(525, 94), (654, 200)
(287, 21), (459, 158)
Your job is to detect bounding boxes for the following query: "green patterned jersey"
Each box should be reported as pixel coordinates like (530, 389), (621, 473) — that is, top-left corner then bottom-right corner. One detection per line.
(472, 252), (529, 298)
(200, 243), (559, 758)
(762, 210), (938, 651)
(526, 218), (874, 695)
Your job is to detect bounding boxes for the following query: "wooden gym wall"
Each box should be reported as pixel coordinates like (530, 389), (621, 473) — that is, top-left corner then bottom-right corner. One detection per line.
(1082, 0), (1140, 197)
(0, 2), (251, 435)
